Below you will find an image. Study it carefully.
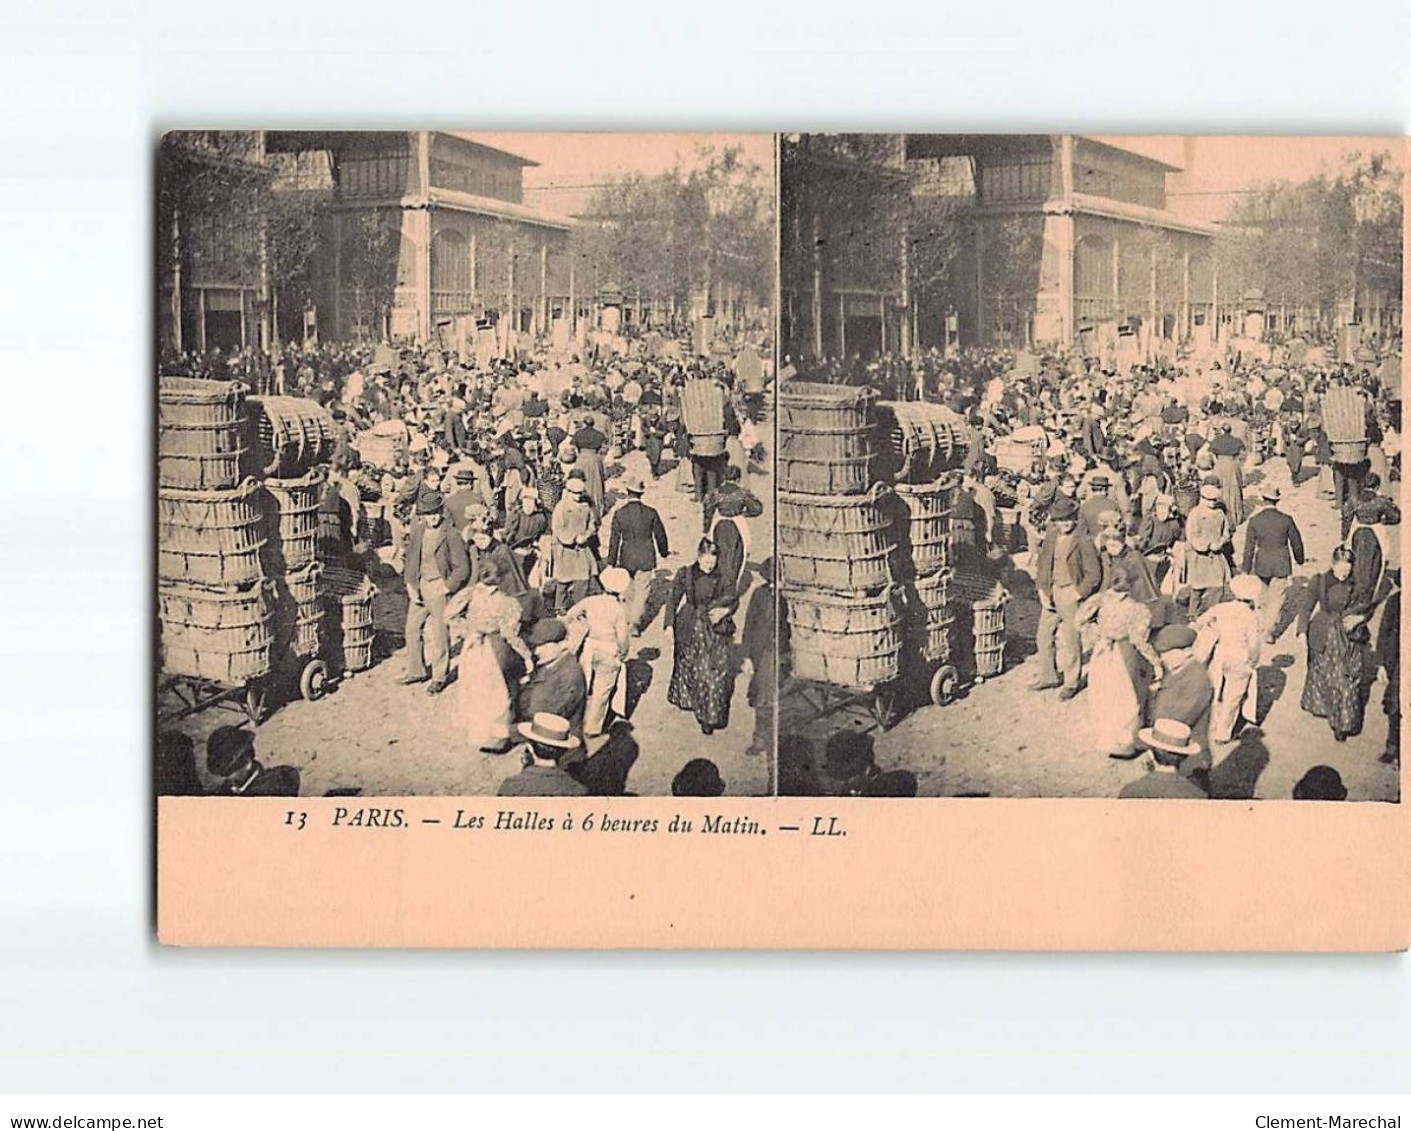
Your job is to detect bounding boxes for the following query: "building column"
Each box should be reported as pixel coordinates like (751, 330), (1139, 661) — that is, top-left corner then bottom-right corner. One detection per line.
(1181, 248), (1191, 340)
(974, 219), (985, 347)
(810, 209), (823, 360)
(413, 131), (432, 343)
(838, 292), (846, 356)
(171, 204), (183, 354)
(1055, 213), (1075, 348)
(468, 229), (477, 302)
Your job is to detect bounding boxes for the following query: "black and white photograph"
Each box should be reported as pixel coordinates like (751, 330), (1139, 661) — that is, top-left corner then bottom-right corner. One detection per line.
(777, 133), (1403, 802)
(154, 130), (776, 798)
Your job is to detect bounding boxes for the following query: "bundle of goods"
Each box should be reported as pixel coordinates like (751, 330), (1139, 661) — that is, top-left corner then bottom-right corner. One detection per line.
(679, 376), (729, 457)
(260, 470), (322, 575)
(1321, 385), (1370, 463)
(777, 382), (877, 495)
(777, 486), (894, 594)
(322, 563), (377, 674)
(158, 579), (275, 685)
(271, 561), (324, 662)
(891, 475), (958, 578)
(352, 419), (409, 470)
(158, 376), (248, 491)
(991, 423), (1047, 477)
(157, 478), (266, 589)
(247, 395), (338, 478)
(872, 400), (967, 484)
(783, 586), (902, 690)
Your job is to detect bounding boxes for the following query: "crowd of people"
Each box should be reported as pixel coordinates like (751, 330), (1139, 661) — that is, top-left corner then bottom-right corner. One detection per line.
(806, 335), (1401, 800)
(161, 323), (774, 797)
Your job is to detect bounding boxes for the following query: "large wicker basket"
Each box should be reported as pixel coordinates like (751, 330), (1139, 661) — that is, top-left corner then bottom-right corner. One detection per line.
(272, 562), (324, 660)
(158, 579), (274, 684)
(874, 401), (968, 483)
(158, 376), (248, 490)
(778, 382), (877, 495)
(785, 586), (901, 689)
(247, 395), (338, 478)
(156, 478), (266, 589)
(777, 486), (894, 593)
(261, 470), (323, 574)
(908, 568), (955, 664)
(893, 475), (959, 577)
(323, 564), (377, 672)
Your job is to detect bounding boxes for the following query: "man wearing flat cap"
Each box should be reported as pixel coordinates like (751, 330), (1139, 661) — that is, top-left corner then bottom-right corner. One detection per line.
(402, 489), (470, 694)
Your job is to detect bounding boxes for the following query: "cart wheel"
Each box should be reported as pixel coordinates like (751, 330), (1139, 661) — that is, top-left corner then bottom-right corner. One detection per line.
(930, 664), (960, 707)
(243, 686), (267, 726)
(872, 686), (900, 731)
(299, 659), (329, 702)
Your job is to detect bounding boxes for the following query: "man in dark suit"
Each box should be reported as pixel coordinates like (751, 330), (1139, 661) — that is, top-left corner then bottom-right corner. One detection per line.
(497, 713), (589, 797)
(1032, 495), (1102, 698)
(1147, 624), (1214, 778)
(402, 490), (471, 694)
(607, 475), (669, 634)
(1240, 482), (1305, 643)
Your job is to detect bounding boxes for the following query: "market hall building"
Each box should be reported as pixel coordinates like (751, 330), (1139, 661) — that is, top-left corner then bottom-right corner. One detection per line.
(263, 131), (574, 346)
(904, 134), (1219, 358)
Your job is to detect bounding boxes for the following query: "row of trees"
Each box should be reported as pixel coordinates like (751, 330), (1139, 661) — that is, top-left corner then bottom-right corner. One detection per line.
(572, 143), (774, 328)
(1215, 150), (1403, 337)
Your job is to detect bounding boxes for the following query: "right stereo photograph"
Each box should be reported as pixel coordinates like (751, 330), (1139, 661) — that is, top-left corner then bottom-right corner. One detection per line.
(775, 133), (1404, 803)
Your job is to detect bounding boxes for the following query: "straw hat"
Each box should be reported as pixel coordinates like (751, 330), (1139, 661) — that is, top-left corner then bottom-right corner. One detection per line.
(517, 712), (581, 750)
(1230, 574), (1263, 604)
(1137, 718), (1201, 757)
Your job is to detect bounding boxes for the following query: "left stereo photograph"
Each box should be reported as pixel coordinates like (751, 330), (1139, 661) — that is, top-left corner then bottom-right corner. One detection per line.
(154, 130), (777, 799)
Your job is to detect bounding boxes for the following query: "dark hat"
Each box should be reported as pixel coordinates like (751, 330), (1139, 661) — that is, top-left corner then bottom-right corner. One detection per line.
(416, 490), (445, 515)
(523, 617), (567, 647)
(671, 758), (726, 797)
(1152, 624), (1198, 654)
(1089, 474), (1110, 487)
(206, 725), (256, 778)
(1293, 765), (1348, 801)
(1050, 495), (1079, 521)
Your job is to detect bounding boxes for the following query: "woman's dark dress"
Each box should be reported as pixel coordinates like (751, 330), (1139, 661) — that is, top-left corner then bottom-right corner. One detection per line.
(1299, 571), (1372, 738)
(665, 564), (738, 730)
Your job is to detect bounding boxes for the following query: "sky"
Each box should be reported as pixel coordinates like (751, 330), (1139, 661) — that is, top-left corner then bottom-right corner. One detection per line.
(1095, 135), (1404, 223)
(465, 131), (774, 217)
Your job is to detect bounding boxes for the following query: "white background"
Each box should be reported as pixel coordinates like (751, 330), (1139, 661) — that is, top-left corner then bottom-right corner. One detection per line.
(2, 0), (1409, 1095)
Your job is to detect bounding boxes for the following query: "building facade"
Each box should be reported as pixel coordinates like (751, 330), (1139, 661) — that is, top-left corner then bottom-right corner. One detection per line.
(266, 131), (574, 346)
(905, 135), (1218, 358)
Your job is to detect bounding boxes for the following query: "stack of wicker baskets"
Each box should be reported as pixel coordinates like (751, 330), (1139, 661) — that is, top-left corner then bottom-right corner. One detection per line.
(778, 383), (902, 695)
(158, 377), (275, 684)
(249, 397), (338, 675)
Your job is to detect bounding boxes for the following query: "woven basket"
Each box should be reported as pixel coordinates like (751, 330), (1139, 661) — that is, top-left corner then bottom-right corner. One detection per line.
(158, 579), (273, 683)
(779, 382), (877, 434)
(157, 479), (266, 588)
(261, 471), (323, 573)
(785, 586), (901, 689)
(158, 377), (249, 490)
(874, 401), (967, 483)
(1321, 386), (1367, 444)
(972, 594), (1007, 677)
(778, 486), (894, 593)
(248, 395), (338, 478)
(893, 476), (959, 577)
(1330, 440), (1369, 464)
(322, 565), (377, 671)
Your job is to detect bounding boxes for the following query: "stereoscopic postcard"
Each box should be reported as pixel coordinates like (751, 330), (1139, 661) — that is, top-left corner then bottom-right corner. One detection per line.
(156, 132), (1408, 949)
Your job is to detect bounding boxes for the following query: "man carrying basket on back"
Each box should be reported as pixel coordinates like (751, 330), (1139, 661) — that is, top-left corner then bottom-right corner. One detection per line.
(679, 371), (739, 519)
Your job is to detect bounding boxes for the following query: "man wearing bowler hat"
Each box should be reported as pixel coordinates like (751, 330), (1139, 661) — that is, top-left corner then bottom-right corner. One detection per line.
(607, 473), (669, 634)
(1240, 481), (1305, 643)
(402, 489), (470, 694)
(1032, 494), (1102, 698)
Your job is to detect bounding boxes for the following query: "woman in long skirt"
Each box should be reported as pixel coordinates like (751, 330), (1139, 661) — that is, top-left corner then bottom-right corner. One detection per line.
(457, 584), (534, 754)
(1077, 565), (1161, 757)
(1298, 546), (1373, 741)
(665, 538), (739, 735)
